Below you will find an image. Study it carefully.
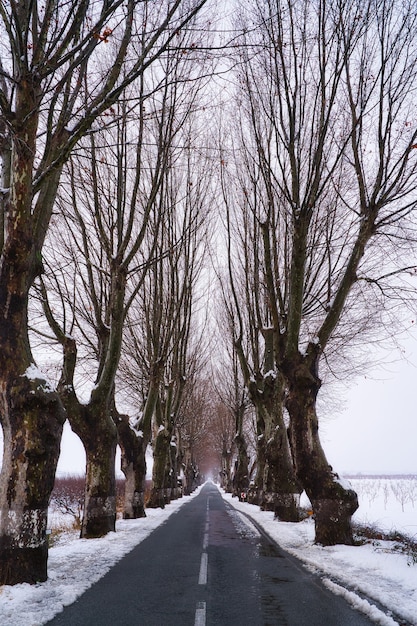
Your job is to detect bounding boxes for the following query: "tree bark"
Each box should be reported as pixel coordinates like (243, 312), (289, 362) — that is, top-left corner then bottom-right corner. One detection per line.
(245, 364), (301, 519)
(79, 407), (118, 538)
(0, 370), (65, 584)
(285, 360), (358, 545)
(147, 427), (171, 509)
(115, 413), (147, 519)
(232, 433), (250, 501)
(57, 336), (118, 538)
(263, 425), (301, 522)
(246, 406), (265, 506)
(0, 242), (65, 583)
(168, 436), (181, 500)
(183, 448), (199, 495)
(219, 444), (233, 492)
(257, 373), (301, 521)
(0, 74), (66, 583)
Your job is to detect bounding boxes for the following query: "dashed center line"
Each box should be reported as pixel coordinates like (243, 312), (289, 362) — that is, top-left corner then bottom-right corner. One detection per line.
(194, 601), (206, 626)
(198, 551), (208, 585)
(194, 495), (210, 625)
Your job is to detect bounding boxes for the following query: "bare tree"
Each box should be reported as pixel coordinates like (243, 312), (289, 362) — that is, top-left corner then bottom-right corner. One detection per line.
(39, 21), (212, 534)
(176, 370), (214, 494)
(226, 0), (417, 545)
(118, 136), (212, 511)
(0, 0), (208, 584)
(222, 189), (302, 519)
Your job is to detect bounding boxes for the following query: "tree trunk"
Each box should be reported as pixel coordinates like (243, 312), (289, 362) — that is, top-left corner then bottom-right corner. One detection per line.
(183, 449), (197, 495)
(286, 362), (358, 545)
(168, 436), (181, 500)
(147, 427), (171, 509)
(247, 412), (266, 506)
(81, 414), (117, 538)
(115, 413), (147, 519)
(0, 372), (65, 584)
(219, 445), (233, 492)
(232, 433), (250, 501)
(258, 374), (302, 521)
(0, 146), (65, 583)
(67, 402), (117, 538)
(263, 425), (301, 521)
(0, 258), (65, 583)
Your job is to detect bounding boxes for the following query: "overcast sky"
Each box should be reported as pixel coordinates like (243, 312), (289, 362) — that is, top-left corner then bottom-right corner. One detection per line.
(322, 334), (417, 476)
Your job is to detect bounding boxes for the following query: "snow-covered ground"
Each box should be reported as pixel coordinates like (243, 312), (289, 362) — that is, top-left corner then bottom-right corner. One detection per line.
(0, 490), (205, 626)
(0, 480), (416, 626)
(225, 487), (417, 626)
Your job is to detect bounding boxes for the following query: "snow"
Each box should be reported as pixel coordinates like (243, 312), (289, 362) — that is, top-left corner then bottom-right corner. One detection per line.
(23, 364), (55, 393)
(0, 488), (203, 626)
(1, 482), (416, 626)
(223, 488), (417, 626)
(334, 476), (354, 491)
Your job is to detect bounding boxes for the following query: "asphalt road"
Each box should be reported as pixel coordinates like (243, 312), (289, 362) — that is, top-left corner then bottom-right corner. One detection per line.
(47, 483), (377, 625)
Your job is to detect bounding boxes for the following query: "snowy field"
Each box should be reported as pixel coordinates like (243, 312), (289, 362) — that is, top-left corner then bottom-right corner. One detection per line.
(0, 479), (416, 626)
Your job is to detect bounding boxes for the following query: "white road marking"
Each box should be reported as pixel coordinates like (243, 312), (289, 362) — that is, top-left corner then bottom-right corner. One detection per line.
(194, 601), (206, 626)
(198, 552), (208, 585)
(203, 494), (210, 549)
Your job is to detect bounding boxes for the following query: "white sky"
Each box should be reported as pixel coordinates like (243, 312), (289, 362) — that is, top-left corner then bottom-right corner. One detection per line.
(322, 335), (417, 476)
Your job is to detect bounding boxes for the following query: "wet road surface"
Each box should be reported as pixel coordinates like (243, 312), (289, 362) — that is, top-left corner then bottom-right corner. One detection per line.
(47, 483), (377, 625)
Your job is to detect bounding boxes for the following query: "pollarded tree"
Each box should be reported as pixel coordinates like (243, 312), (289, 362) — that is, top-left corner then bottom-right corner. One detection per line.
(0, 0), (208, 584)
(38, 22), (212, 535)
(147, 169), (210, 509)
(229, 0), (417, 545)
(209, 400), (236, 492)
(118, 135), (212, 511)
(176, 370), (214, 494)
(222, 182), (302, 519)
(218, 327), (251, 500)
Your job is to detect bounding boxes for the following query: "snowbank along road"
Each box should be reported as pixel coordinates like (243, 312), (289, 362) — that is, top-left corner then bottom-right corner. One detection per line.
(46, 483), (379, 625)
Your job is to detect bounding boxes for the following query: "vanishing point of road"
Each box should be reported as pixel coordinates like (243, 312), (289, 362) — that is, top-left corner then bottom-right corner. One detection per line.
(47, 483), (377, 625)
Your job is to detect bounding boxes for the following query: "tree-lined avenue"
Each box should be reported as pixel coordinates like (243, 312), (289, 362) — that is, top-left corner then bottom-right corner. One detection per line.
(46, 484), (375, 625)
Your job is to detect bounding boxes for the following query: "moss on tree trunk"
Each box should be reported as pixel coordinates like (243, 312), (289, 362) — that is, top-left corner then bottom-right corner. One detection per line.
(78, 410), (117, 538)
(0, 372), (65, 584)
(116, 414), (147, 519)
(147, 428), (171, 509)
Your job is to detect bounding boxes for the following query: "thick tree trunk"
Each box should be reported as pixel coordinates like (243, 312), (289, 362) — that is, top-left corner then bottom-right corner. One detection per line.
(58, 335), (118, 537)
(232, 433), (250, 501)
(183, 449), (198, 495)
(0, 372), (65, 584)
(246, 368), (301, 519)
(80, 408), (117, 538)
(286, 362), (358, 545)
(259, 374), (301, 521)
(263, 425), (301, 521)
(168, 437), (181, 500)
(247, 420), (265, 506)
(0, 159), (65, 584)
(0, 253), (65, 582)
(115, 413), (147, 519)
(66, 401), (118, 538)
(147, 427), (171, 509)
(81, 413), (117, 538)
(219, 446), (233, 492)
